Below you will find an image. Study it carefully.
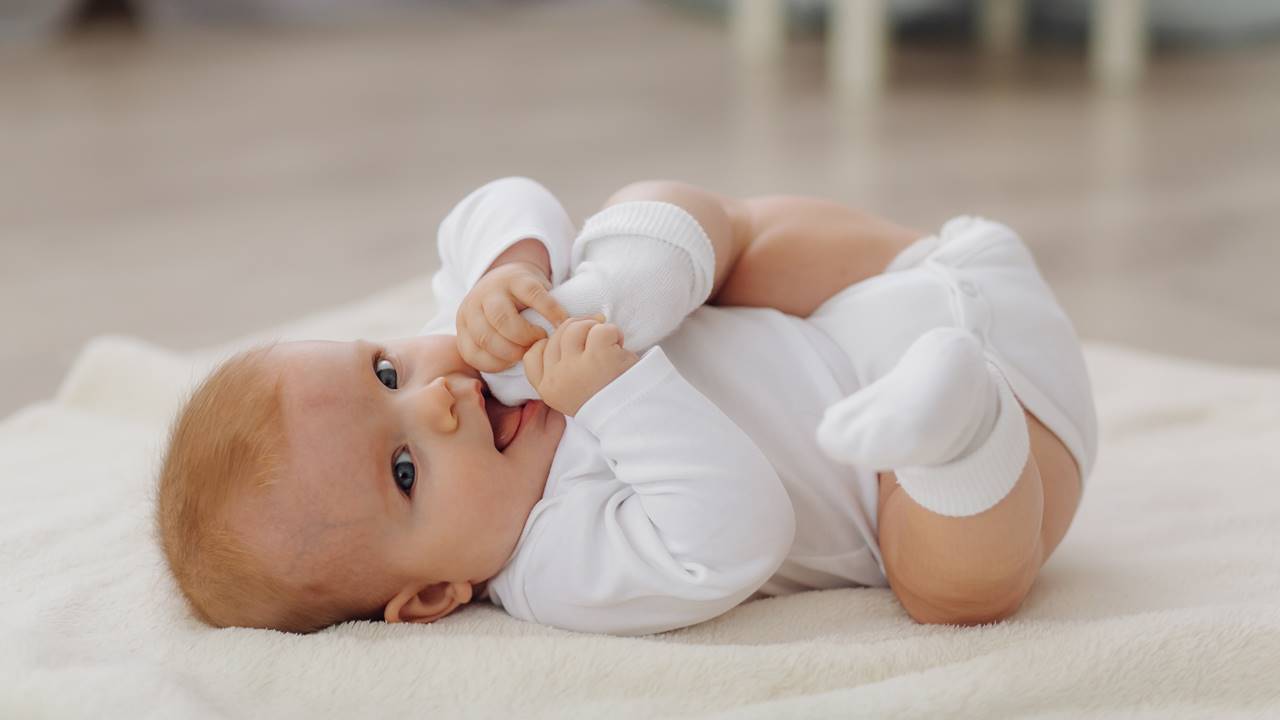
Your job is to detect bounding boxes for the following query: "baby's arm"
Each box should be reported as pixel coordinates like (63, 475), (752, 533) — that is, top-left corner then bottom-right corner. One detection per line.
(420, 176), (576, 338)
(464, 183), (742, 404)
(506, 317), (795, 635)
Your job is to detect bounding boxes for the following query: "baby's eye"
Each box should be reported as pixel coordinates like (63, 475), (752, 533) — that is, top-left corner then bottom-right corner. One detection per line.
(393, 449), (415, 496)
(375, 357), (398, 389)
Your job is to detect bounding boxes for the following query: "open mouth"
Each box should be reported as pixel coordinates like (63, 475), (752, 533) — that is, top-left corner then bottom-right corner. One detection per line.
(484, 386), (524, 451)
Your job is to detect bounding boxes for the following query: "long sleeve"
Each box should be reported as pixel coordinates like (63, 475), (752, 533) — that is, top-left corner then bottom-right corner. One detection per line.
(419, 176), (576, 337)
(487, 347), (797, 635)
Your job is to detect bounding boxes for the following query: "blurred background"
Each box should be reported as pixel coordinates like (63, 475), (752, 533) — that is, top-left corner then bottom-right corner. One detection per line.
(2, 0), (1279, 419)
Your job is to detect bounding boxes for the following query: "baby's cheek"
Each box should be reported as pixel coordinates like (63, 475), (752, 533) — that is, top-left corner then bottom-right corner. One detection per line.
(307, 515), (385, 583)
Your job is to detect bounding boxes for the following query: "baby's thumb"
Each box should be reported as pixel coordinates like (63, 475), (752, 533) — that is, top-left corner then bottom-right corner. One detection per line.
(586, 322), (624, 353)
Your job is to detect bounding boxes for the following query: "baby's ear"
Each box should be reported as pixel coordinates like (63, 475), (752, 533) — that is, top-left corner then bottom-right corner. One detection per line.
(384, 580), (474, 624)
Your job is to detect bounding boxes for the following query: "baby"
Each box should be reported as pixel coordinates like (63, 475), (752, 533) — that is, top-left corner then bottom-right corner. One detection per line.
(156, 177), (1096, 635)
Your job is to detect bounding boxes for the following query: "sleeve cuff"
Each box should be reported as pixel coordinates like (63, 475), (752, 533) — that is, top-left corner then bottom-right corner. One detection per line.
(438, 176), (576, 296)
(573, 346), (677, 433)
(419, 308), (458, 337)
(460, 227), (572, 295)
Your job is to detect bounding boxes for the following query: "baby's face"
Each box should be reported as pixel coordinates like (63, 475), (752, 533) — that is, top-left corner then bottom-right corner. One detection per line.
(242, 335), (565, 609)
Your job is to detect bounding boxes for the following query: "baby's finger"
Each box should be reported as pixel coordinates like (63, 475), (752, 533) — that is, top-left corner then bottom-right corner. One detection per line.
(457, 325), (510, 373)
(483, 295), (543, 349)
(544, 320), (564, 366)
(512, 278), (569, 328)
(455, 315), (489, 370)
(522, 338), (547, 388)
(465, 306), (525, 364)
(562, 317), (595, 355)
(585, 322), (624, 353)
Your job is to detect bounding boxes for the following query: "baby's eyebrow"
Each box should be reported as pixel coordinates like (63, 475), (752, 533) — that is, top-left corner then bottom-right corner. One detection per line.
(352, 339), (373, 377)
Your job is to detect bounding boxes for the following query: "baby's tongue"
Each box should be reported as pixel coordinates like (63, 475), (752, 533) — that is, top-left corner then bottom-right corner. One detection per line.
(484, 394), (524, 451)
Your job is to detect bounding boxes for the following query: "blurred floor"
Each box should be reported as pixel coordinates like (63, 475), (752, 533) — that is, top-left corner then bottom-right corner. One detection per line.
(2, 0), (1279, 419)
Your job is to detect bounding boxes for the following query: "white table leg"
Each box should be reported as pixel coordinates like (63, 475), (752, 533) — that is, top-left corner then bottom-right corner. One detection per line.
(978, 0), (1026, 57)
(732, 0), (786, 65)
(1091, 0), (1148, 91)
(829, 0), (890, 98)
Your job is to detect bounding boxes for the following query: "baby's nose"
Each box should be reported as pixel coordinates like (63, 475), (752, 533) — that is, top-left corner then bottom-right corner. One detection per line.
(447, 376), (484, 400)
(414, 376), (459, 433)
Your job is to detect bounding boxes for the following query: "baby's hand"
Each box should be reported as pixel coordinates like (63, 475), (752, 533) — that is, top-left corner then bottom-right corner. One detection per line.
(457, 261), (569, 373)
(522, 316), (640, 416)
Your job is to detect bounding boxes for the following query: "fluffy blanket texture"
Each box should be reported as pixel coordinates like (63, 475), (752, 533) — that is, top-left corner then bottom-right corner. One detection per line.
(2, 278), (1278, 719)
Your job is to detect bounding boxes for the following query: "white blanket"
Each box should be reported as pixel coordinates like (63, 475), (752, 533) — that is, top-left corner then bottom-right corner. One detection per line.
(3, 277), (1279, 719)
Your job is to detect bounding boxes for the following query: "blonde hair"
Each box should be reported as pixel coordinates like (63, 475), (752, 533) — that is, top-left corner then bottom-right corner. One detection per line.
(155, 344), (374, 633)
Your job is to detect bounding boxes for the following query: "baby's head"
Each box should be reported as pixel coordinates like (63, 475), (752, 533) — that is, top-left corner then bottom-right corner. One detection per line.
(156, 335), (565, 633)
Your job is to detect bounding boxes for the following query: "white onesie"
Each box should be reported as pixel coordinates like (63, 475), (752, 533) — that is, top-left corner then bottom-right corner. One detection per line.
(420, 178), (887, 636)
(421, 177), (1098, 636)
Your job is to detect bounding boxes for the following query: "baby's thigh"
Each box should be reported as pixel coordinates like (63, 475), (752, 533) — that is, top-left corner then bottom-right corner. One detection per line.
(1028, 409), (1081, 560)
(715, 197), (922, 317)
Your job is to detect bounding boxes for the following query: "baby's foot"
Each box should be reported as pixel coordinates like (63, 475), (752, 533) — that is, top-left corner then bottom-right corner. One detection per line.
(816, 327), (998, 470)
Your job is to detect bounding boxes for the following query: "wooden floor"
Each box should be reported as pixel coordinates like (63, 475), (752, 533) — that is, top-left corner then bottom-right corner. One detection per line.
(2, 1), (1279, 418)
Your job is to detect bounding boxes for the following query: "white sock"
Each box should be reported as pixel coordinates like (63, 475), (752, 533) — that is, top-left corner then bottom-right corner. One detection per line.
(816, 327), (1029, 517)
(520, 201), (716, 353)
(483, 201), (715, 406)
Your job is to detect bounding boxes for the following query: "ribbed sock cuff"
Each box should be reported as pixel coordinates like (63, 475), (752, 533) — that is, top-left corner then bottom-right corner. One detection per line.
(572, 201), (717, 306)
(893, 365), (1030, 518)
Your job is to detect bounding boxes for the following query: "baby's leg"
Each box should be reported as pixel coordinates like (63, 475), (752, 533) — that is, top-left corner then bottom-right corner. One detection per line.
(569, 183), (921, 327)
(548, 183), (914, 350)
(711, 195), (923, 317)
(876, 411), (1081, 625)
(831, 327), (1082, 625)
